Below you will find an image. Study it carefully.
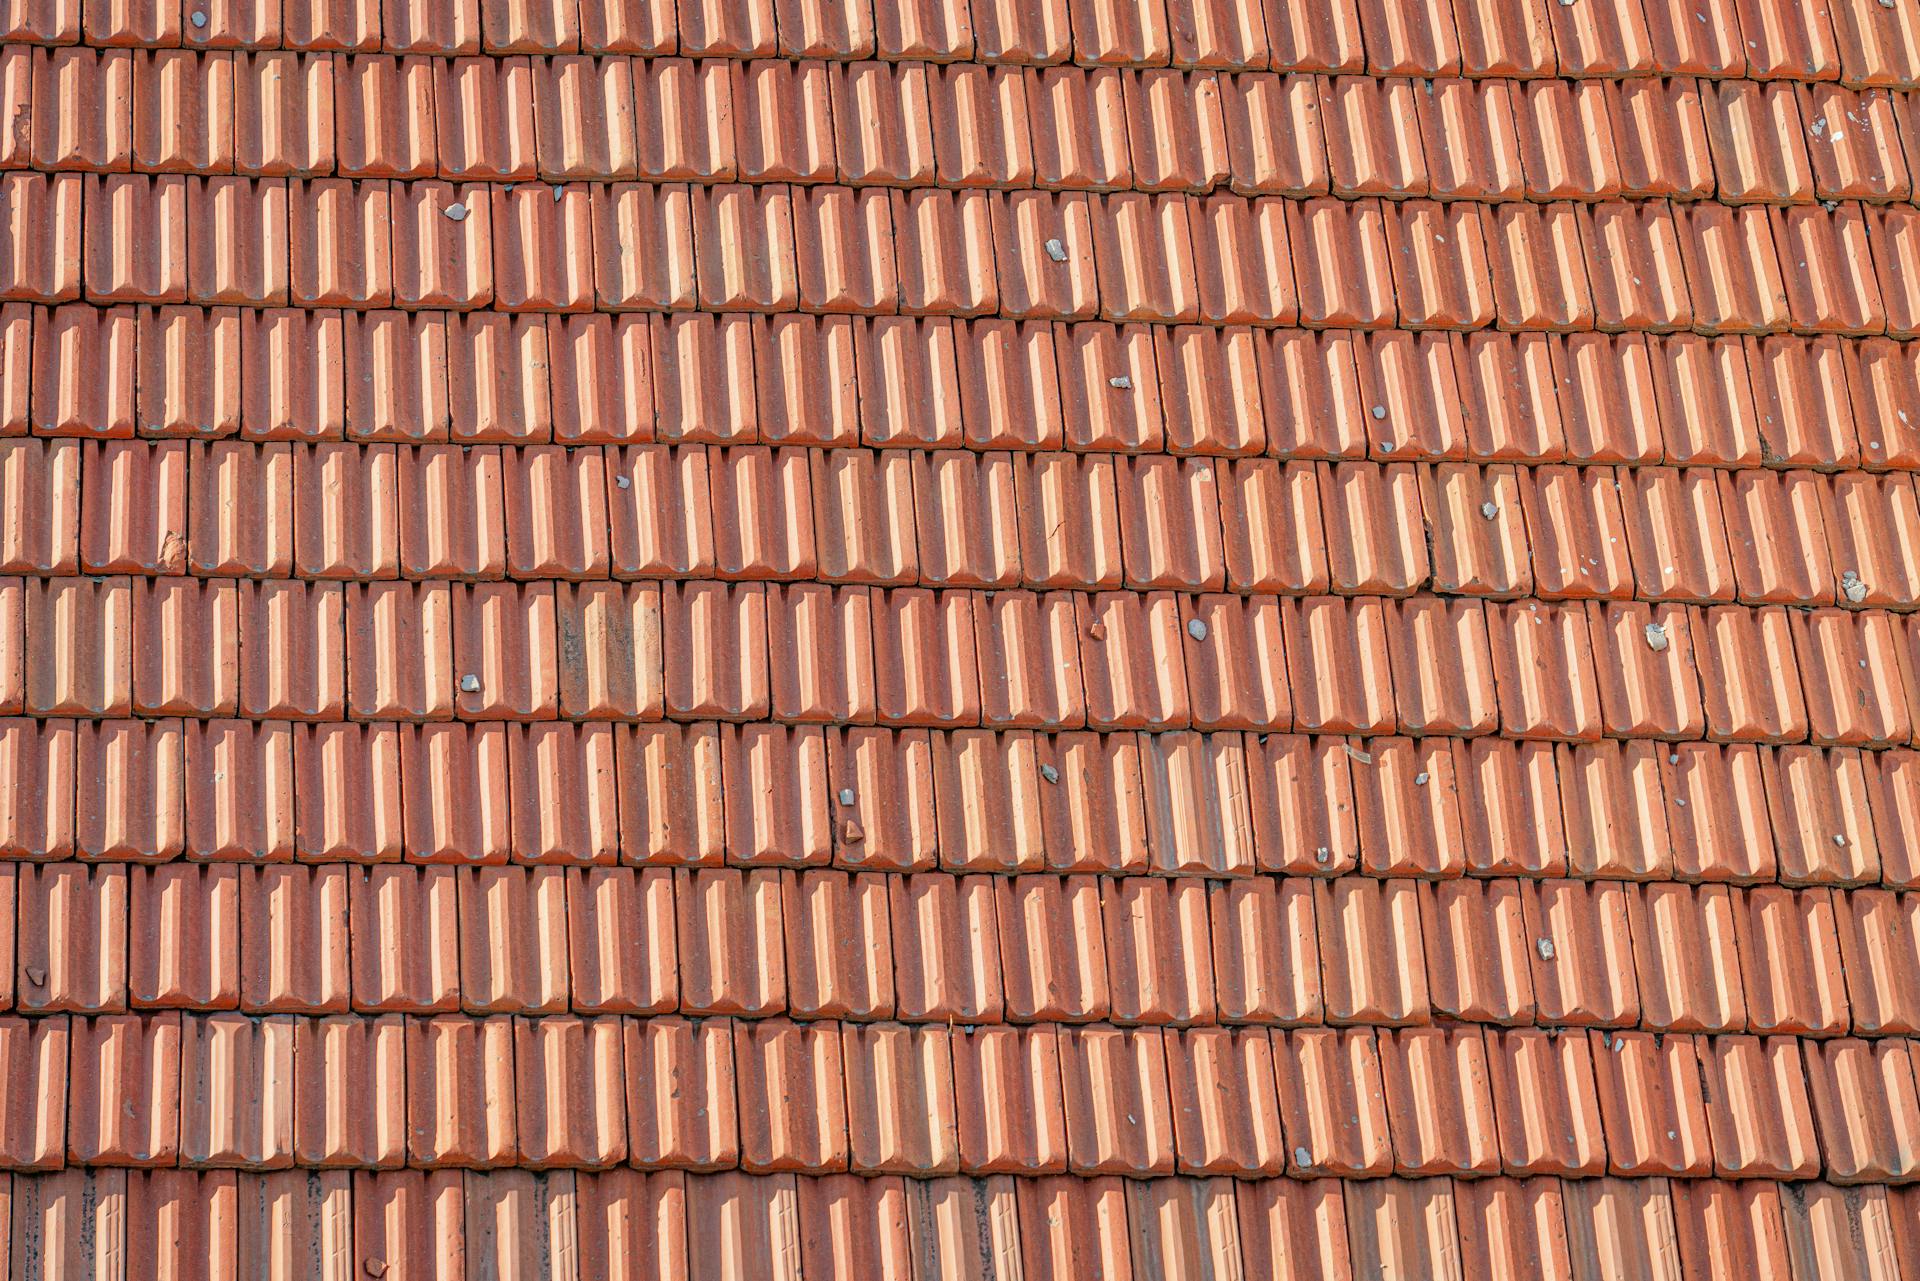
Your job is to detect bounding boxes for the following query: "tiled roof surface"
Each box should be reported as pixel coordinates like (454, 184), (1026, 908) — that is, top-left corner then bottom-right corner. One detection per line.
(7, 0), (1920, 1275)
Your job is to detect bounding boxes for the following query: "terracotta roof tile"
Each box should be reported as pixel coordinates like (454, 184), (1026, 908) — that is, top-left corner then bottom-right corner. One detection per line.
(1157, 326), (1264, 456)
(1805, 1036), (1920, 1183)
(1670, 1178), (1790, 1281)
(1484, 201), (1596, 330)
(1384, 199), (1494, 329)
(1486, 599), (1603, 739)
(1561, 739), (1675, 876)
(1275, 1025), (1391, 1175)
(1290, 195), (1396, 328)
(1456, 1175), (1574, 1280)
(1216, 458), (1321, 590)
(624, 1015), (737, 1168)
(1184, 195), (1291, 326)
(927, 729), (1029, 869)
(240, 863), (350, 1012)
(1662, 741), (1776, 881)
(1039, 730), (1150, 871)
(887, 871), (996, 1021)
(1422, 876), (1537, 1023)
(1486, 1026), (1608, 1176)
(1867, 747), (1920, 887)
(1321, 74), (1427, 198)
(1351, 735), (1467, 877)
(1138, 729), (1256, 873)
(1166, 1025), (1286, 1172)
(1379, 1025), (1499, 1174)
(717, 723), (824, 863)
(1216, 70), (1327, 196)
(894, 190), (997, 316)
(852, 322), (952, 449)
(951, 1023), (1064, 1172)
(844, 1021), (957, 1173)
(1643, 0), (1744, 75)
(1124, 69), (1229, 191)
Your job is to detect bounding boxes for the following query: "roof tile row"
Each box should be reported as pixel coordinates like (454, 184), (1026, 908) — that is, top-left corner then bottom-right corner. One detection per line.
(21, 173), (1920, 333)
(12, 299), (1920, 472)
(0, 1009), (1915, 1183)
(18, 437), (1920, 605)
(2, 0), (1917, 87)
(1, 1167), (1914, 1281)
(25, 298), (1920, 478)
(28, 49), (1920, 204)
(3, 712), (1919, 888)
(14, 572), (1920, 741)
(1, 861), (1915, 1032)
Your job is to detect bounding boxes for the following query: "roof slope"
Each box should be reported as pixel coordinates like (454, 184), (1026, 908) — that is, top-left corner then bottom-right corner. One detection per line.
(4, 0), (1920, 1275)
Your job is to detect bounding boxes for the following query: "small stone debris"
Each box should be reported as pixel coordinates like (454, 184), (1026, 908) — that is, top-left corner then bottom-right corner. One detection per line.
(1480, 502), (1499, 520)
(614, 474), (630, 488)
(1536, 938), (1555, 961)
(1186, 618), (1208, 641)
(842, 819), (864, 843)
(444, 202), (469, 222)
(1314, 846), (1331, 865)
(1833, 832), (1849, 847)
(1044, 238), (1068, 262)
(190, 9), (208, 24)
(1369, 405), (1387, 420)
(1108, 374), (1133, 390)
(1344, 745), (1374, 766)
(1842, 570), (1869, 603)
(837, 788), (856, 806)
(365, 1260), (389, 1278)
(1293, 1146), (1312, 1167)
(1644, 622), (1669, 652)
(552, 186), (565, 202)
(1040, 763), (1060, 784)
(1087, 622), (1107, 642)
(459, 674), (481, 693)
(1413, 771), (1430, 786)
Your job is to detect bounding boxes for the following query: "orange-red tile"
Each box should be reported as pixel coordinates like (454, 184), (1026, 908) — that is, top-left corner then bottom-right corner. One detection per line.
(623, 1015), (738, 1170)
(1485, 1026), (1607, 1177)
